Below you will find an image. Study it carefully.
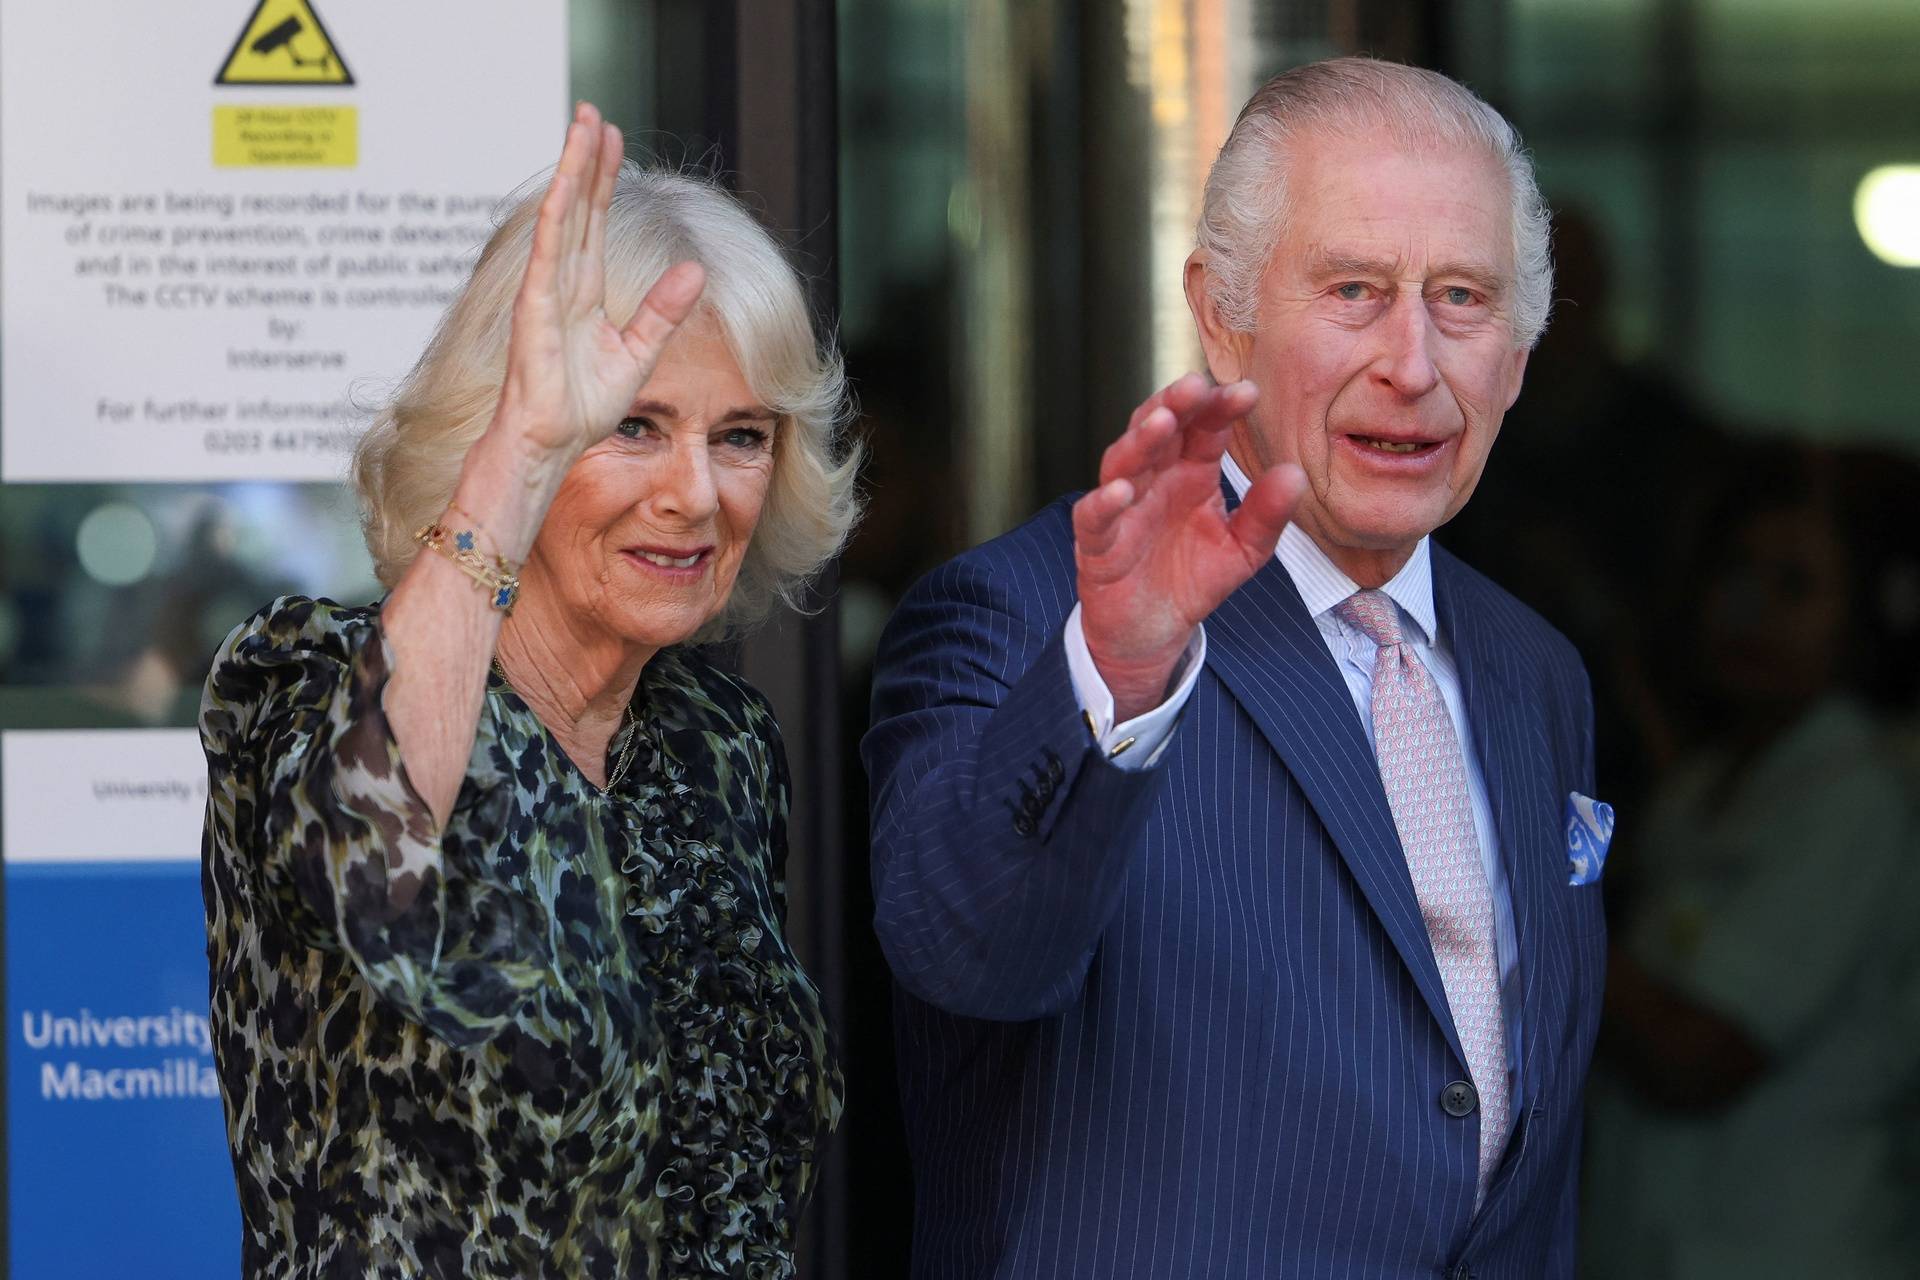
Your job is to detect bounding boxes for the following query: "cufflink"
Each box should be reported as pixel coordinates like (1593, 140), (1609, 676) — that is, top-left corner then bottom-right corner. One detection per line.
(1081, 706), (1138, 759)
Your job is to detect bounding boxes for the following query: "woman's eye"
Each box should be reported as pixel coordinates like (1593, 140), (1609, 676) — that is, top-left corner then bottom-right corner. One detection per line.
(1334, 282), (1368, 302)
(615, 416), (655, 439)
(720, 426), (771, 451)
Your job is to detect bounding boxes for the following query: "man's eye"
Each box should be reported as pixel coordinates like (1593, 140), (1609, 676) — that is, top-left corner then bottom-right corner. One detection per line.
(615, 416), (654, 439)
(1443, 287), (1477, 307)
(1334, 282), (1368, 301)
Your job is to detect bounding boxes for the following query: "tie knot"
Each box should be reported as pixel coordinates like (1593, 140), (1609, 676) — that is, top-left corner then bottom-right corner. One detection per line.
(1335, 589), (1403, 647)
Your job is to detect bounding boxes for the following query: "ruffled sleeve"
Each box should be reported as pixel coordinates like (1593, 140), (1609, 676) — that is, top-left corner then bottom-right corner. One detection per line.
(199, 595), (558, 1047)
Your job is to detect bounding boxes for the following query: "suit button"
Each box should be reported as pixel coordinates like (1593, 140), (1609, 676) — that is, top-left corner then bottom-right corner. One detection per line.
(1440, 1080), (1477, 1118)
(1013, 814), (1036, 837)
(1046, 755), (1065, 784)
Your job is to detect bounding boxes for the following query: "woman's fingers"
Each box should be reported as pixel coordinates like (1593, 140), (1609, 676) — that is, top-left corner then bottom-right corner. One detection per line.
(557, 109), (601, 273)
(517, 170), (573, 322)
(618, 261), (707, 368)
(580, 120), (623, 305)
(518, 109), (599, 313)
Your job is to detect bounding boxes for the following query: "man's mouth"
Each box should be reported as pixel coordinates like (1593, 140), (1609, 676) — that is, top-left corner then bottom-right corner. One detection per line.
(1349, 435), (1444, 456)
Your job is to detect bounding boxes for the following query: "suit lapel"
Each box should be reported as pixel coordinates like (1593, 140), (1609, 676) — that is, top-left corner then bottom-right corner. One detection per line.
(1205, 554), (1467, 1068)
(1431, 548), (1562, 1104)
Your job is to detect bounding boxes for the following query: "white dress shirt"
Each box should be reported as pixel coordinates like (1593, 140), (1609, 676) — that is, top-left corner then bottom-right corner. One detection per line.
(1064, 454), (1523, 1094)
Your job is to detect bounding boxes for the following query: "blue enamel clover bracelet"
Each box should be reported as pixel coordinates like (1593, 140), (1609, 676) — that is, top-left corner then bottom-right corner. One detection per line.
(413, 504), (521, 613)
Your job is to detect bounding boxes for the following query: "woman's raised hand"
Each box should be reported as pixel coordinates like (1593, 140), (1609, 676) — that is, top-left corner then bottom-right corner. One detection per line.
(496, 102), (706, 462)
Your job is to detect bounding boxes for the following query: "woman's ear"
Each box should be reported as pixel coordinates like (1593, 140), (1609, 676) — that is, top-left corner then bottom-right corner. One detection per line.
(1184, 252), (1251, 384)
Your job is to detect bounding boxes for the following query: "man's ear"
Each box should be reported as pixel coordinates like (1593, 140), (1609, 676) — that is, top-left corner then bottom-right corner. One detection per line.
(1185, 252), (1251, 384)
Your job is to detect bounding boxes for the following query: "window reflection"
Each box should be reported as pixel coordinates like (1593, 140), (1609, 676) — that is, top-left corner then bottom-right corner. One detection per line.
(0, 483), (375, 728)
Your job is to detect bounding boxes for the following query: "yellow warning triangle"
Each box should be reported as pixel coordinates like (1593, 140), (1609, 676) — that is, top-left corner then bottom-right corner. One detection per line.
(214, 0), (354, 86)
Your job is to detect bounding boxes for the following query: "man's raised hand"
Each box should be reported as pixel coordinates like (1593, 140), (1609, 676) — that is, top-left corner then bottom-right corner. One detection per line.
(1073, 374), (1306, 721)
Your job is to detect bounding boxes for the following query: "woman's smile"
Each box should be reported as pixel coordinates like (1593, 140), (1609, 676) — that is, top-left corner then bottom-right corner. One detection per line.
(620, 543), (713, 579)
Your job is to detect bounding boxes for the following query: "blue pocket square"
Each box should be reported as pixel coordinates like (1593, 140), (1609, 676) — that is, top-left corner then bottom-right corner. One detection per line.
(1566, 792), (1614, 886)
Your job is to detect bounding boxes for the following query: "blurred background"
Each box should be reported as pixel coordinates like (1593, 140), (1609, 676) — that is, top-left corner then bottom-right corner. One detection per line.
(3, 0), (1918, 1275)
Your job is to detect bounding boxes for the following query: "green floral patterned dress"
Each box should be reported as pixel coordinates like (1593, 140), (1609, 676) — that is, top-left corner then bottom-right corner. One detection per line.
(199, 596), (842, 1279)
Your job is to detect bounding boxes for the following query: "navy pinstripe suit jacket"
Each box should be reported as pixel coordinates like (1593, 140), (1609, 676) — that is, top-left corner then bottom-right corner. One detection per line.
(864, 494), (1606, 1279)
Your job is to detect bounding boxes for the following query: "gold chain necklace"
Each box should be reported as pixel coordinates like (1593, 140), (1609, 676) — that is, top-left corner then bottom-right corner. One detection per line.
(491, 658), (639, 790)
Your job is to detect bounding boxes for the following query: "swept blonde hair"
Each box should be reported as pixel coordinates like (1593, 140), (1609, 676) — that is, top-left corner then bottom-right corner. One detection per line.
(352, 164), (862, 638)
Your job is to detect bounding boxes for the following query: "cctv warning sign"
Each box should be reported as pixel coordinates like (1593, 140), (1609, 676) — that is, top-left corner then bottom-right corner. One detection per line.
(214, 105), (359, 168)
(214, 1), (357, 169)
(0, 1), (567, 482)
(215, 0), (355, 86)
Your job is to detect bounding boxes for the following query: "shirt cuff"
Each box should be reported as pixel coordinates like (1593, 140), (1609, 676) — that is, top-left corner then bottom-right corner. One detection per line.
(1062, 603), (1205, 770)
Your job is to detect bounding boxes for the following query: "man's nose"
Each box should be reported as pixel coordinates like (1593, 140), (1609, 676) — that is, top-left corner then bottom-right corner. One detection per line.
(654, 438), (719, 523)
(1376, 290), (1441, 398)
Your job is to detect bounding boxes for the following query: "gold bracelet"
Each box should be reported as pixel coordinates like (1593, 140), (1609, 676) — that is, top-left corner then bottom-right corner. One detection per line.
(445, 501), (493, 542)
(414, 510), (521, 612)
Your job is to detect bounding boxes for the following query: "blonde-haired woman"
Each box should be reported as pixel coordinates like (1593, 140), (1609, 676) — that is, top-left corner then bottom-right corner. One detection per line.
(199, 104), (858, 1278)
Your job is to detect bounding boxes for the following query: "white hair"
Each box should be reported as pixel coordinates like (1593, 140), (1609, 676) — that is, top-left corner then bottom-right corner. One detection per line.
(352, 164), (863, 639)
(1197, 57), (1554, 347)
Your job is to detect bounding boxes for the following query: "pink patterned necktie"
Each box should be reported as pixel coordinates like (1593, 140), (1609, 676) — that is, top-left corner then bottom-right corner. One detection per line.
(1335, 588), (1509, 1204)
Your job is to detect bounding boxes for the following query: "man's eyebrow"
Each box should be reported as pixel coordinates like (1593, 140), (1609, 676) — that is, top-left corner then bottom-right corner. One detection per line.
(1428, 259), (1510, 296)
(1303, 248), (1509, 296)
(1304, 248), (1397, 280)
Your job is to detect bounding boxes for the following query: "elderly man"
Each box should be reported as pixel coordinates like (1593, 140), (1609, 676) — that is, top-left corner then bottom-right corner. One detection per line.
(866, 57), (1605, 1278)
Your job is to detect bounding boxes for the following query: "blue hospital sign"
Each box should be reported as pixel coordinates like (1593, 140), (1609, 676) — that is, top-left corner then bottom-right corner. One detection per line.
(2, 731), (237, 1278)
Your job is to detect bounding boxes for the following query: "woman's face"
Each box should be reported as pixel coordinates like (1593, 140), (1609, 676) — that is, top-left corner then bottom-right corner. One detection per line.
(526, 311), (778, 652)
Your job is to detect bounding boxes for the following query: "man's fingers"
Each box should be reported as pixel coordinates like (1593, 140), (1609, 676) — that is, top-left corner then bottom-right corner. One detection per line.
(1159, 371), (1213, 421)
(1072, 477), (1136, 558)
(619, 261), (707, 366)
(1123, 390), (1160, 438)
(1102, 374), (1250, 509)
(1101, 379), (1250, 502)
(1099, 406), (1177, 486)
(1124, 371), (1210, 437)
(1227, 462), (1307, 563)
(1174, 380), (1256, 462)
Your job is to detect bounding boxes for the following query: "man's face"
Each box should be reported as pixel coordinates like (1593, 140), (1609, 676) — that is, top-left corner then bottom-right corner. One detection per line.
(1200, 128), (1530, 575)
